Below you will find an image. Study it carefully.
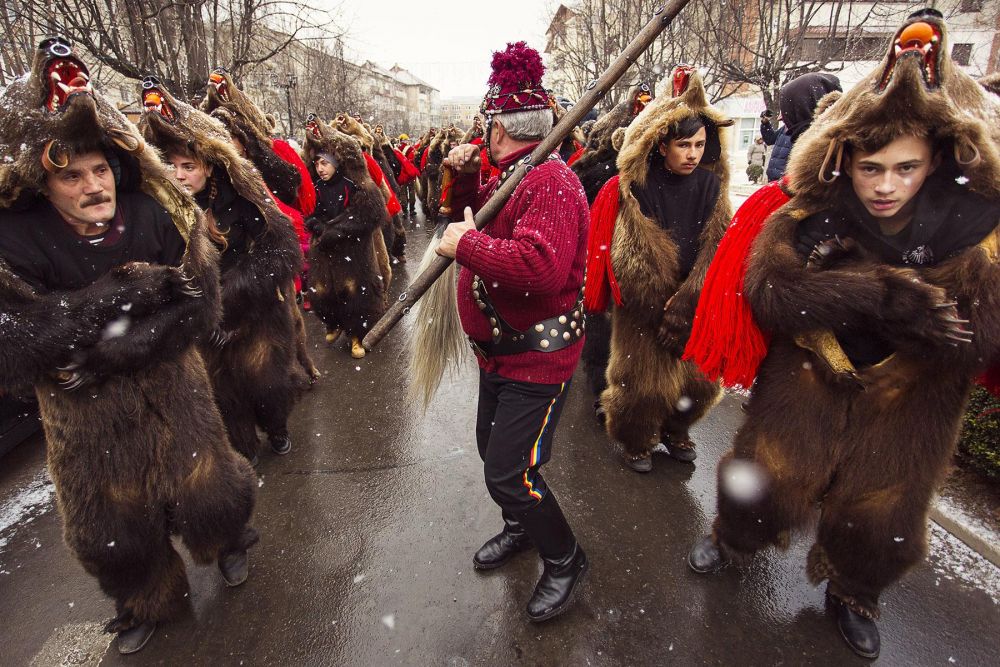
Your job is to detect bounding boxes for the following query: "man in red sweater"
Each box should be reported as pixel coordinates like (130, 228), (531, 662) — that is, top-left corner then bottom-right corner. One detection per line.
(435, 42), (589, 623)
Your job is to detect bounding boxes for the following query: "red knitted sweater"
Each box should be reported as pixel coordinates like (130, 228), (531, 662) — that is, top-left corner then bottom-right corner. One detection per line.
(451, 144), (590, 384)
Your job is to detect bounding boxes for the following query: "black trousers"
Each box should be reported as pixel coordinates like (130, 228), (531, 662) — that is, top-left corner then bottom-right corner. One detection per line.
(476, 370), (571, 514)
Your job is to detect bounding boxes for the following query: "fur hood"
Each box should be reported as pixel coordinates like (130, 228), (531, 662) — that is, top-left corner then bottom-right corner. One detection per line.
(333, 114), (374, 153)
(429, 125), (464, 159)
(617, 67), (732, 191)
(461, 116), (485, 144)
(0, 39), (198, 237)
(607, 67), (733, 325)
(201, 68), (274, 141)
(787, 8), (1000, 204)
(138, 77), (289, 232)
(373, 124), (393, 149)
(551, 101), (586, 146)
(573, 83), (653, 174)
(302, 115), (373, 188)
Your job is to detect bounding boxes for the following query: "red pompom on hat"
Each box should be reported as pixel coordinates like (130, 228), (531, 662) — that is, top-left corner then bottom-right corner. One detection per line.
(481, 41), (549, 115)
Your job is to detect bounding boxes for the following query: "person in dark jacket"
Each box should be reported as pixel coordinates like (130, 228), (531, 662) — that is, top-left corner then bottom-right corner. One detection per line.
(761, 73), (841, 181)
(311, 152), (357, 223)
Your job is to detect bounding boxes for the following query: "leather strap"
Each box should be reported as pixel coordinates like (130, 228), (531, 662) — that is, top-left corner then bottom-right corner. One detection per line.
(469, 275), (585, 357)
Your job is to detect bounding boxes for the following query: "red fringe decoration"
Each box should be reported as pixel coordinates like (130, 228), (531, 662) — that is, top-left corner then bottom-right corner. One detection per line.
(364, 152), (402, 217)
(271, 138), (316, 216)
(272, 194), (307, 293)
(566, 145), (586, 167)
(682, 180), (791, 388)
(393, 149), (420, 185)
(583, 176), (623, 313)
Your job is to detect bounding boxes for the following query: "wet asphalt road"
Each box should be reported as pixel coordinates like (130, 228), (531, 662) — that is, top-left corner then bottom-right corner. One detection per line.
(1, 213), (999, 666)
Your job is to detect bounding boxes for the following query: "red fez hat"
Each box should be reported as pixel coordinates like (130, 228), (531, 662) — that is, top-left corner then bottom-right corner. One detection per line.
(481, 41), (550, 115)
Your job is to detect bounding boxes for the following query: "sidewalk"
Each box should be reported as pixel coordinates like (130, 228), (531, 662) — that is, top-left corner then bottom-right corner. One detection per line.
(933, 466), (1000, 569)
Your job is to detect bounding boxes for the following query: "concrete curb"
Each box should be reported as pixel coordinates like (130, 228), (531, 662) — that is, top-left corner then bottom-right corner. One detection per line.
(930, 503), (1000, 569)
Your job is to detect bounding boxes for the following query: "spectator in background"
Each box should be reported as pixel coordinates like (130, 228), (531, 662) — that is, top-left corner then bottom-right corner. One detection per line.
(746, 136), (766, 184)
(760, 73), (842, 182)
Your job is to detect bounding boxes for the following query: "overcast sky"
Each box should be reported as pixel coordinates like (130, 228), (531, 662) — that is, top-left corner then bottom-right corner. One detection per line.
(328, 0), (554, 99)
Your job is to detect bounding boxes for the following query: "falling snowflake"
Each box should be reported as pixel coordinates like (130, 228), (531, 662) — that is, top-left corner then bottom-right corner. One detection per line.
(955, 175), (970, 185)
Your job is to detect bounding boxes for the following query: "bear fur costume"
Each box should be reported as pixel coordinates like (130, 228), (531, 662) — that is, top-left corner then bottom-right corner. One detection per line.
(332, 113), (394, 290)
(414, 127), (437, 208)
(302, 117), (389, 347)
(577, 85), (654, 411)
(0, 40), (257, 633)
(710, 11), (1000, 619)
(600, 68), (733, 463)
(139, 78), (313, 461)
(423, 125), (465, 223)
(572, 83), (653, 204)
(374, 125), (409, 258)
(200, 68), (303, 209)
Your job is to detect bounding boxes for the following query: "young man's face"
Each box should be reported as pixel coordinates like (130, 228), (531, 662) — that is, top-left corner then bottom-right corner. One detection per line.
(315, 157), (335, 181)
(44, 151), (117, 227)
(848, 135), (938, 221)
(167, 154), (212, 195)
(659, 126), (707, 176)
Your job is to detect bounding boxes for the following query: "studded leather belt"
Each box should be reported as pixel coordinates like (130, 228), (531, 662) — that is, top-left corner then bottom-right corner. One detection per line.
(469, 275), (585, 358)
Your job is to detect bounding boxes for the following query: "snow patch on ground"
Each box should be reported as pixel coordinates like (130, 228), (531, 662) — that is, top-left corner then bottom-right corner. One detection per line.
(29, 621), (112, 666)
(0, 470), (55, 559)
(935, 494), (1000, 555)
(928, 522), (1000, 606)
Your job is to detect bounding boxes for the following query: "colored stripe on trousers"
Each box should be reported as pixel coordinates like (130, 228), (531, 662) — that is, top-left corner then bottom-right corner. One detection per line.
(522, 382), (566, 502)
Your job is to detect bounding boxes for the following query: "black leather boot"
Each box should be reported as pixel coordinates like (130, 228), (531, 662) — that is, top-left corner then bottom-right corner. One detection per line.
(117, 621), (156, 654)
(688, 534), (731, 574)
(473, 514), (533, 570)
(828, 593), (881, 659)
(516, 493), (588, 622)
(219, 527), (259, 587)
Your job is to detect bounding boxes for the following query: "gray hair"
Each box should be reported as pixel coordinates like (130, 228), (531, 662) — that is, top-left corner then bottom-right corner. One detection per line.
(495, 108), (552, 140)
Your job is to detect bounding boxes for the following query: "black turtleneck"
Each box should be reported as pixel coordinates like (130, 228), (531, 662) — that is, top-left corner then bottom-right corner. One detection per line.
(631, 161), (721, 280)
(796, 172), (1000, 367)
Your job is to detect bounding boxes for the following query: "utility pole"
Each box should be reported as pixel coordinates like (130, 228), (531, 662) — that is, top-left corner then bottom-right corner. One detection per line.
(272, 73), (297, 136)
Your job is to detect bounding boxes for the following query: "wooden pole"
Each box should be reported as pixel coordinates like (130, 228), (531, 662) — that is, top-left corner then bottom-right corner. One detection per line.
(364, 0), (692, 350)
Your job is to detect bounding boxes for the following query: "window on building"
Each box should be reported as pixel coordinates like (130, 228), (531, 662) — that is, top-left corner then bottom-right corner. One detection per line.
(800, 38), (822, 61)
(959, 0), (983, 12)
(952, 43), (973, 67)
(739, 117), (757, 152)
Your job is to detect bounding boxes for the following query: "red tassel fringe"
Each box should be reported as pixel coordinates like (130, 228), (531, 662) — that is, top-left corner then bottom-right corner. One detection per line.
(566, 145), (586, 167)
(682, 180), (790, 388)
(364, 152), (402, 217)
(271, 139), (316, 216)
(393, 149), (420, 184)
(583, 176), (623, 313)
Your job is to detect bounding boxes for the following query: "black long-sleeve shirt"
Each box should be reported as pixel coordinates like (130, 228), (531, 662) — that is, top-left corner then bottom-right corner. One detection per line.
(631, 162), (721, 281)
(0, 192), (185, 292)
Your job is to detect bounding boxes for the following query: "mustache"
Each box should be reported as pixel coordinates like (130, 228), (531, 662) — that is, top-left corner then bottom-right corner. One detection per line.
(80, 194), (112, 208)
